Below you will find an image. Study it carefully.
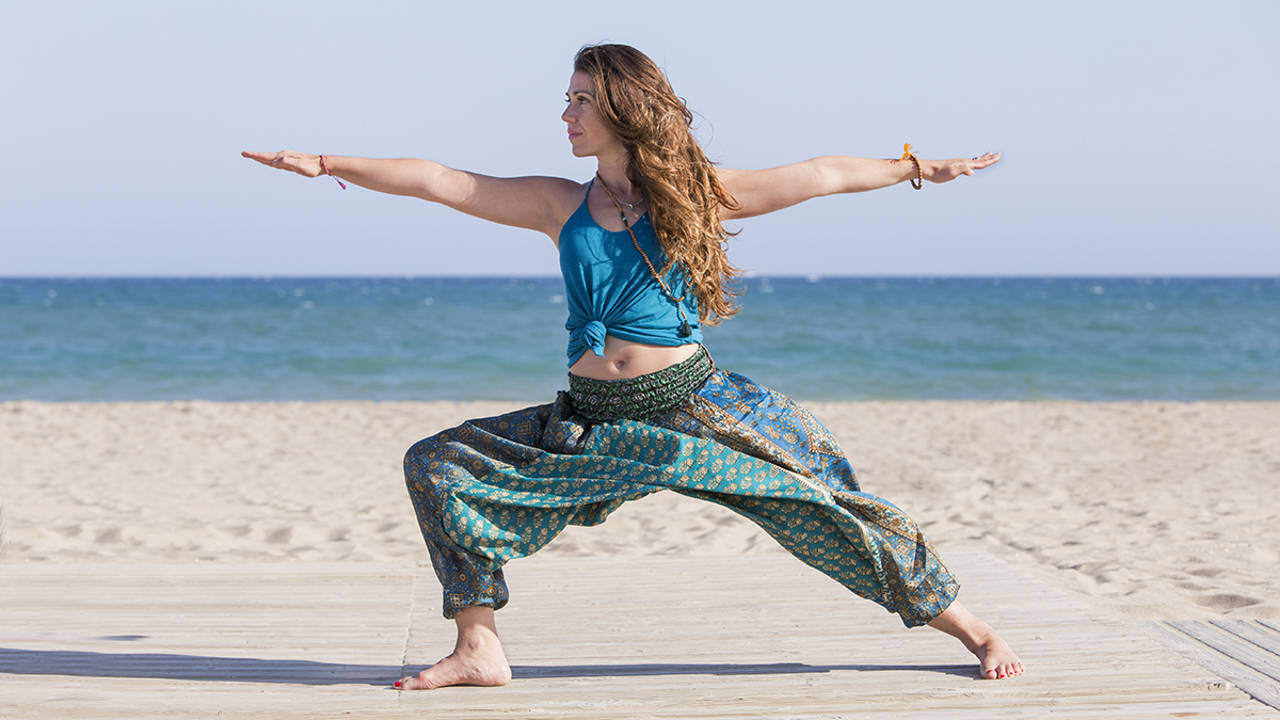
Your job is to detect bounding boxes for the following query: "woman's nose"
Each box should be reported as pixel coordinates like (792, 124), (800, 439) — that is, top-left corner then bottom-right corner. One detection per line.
(561, 105), (576, 123)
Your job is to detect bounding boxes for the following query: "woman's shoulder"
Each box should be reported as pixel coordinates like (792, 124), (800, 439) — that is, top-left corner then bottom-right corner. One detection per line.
(549, 178), (593, 243)
(547, 177), (589, 210)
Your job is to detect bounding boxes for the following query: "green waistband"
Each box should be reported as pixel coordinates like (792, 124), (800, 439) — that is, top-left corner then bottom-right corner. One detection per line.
(568, 346), (714, 422)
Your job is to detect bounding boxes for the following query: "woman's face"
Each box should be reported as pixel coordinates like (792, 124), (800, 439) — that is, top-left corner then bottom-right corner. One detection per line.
(562, 71), (623, 159)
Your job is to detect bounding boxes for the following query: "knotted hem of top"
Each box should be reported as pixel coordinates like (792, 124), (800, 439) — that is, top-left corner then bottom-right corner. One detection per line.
(572, 319), (609, 358)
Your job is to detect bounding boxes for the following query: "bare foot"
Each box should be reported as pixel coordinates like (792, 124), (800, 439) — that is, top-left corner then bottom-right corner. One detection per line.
(927, 600), (1025, 680)
(970, 627), (1023, 679)
(396, 606), (513, 690)
(396, 648), (511, 690)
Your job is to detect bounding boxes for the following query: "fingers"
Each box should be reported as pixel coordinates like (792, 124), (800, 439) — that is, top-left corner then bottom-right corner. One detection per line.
(242, 149), (319, 178)
(924, 153), (997, 183)
(959, 152), (1000, 176)
(241, 150), (287, 167)
(972, 151), (1001, 168)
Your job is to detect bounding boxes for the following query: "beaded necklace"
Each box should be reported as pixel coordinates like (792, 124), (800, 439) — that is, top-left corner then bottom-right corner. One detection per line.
(594, 173), (693, 338)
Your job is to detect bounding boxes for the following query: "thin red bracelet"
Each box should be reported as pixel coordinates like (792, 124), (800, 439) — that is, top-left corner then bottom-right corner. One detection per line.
(318, 154), (347, 190)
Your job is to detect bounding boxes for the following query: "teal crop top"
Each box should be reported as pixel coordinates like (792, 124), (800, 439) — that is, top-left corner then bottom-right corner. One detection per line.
(559, 180), (703, 365)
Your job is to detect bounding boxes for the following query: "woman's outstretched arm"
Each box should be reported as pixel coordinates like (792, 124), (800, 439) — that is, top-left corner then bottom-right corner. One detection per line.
(240, 151), (579, 240)
(716, 151), (1000, 220)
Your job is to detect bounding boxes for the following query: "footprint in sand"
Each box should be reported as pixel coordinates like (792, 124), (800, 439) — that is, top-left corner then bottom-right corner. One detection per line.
(265, 527), (292, 544)
(1195, 593), (1260, 609)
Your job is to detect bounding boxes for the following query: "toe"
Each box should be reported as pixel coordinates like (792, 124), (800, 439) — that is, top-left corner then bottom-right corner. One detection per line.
(397, 674), (431, 691)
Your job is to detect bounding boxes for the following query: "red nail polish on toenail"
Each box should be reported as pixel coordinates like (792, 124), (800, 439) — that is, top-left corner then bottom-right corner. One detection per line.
(394, 680), (402, 687)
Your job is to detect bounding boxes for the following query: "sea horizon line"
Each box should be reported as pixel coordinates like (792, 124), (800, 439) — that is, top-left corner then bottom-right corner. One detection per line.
(3, 274), (1278, 281)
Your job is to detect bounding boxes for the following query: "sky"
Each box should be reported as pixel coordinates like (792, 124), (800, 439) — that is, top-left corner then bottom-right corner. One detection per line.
(2, 0), (1277, 277)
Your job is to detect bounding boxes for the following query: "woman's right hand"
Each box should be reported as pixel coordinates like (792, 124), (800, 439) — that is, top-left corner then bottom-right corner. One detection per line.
(241, 150), (323, 178)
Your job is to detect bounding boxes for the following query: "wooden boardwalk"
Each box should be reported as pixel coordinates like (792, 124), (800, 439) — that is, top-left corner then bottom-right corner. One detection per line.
(1, 553), (1274, 719)
(1149, 619), (1280, 711)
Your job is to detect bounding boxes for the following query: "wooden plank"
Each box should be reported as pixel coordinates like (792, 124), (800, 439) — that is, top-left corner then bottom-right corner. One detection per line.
(1171, 620), (1280, 683)
(0, 563), (416, 720)
(0, 555), (1275, 719)
(1213, 620), (1280, 656)
(401, 554), (1272, 719)
(1149, 621), (1280, 711)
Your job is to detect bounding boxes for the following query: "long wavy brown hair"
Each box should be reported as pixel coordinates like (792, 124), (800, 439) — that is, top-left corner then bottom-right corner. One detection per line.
(574, 43), (742, 324)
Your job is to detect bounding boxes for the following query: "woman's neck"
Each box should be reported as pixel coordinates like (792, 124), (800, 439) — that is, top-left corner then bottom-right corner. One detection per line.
(594, 153), (636, 199)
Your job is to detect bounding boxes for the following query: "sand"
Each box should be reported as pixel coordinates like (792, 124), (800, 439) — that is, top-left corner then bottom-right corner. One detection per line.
(2, 400), (1277, 620)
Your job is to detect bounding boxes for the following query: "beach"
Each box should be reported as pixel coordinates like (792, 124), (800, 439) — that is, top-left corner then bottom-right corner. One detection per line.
(3, 400), (1277, 621)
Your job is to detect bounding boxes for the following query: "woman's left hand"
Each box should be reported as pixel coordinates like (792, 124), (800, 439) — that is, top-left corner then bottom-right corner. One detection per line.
(923, 152), (1001, 184)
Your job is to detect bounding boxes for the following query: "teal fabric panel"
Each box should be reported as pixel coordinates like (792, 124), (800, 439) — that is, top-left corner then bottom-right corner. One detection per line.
(558, 185), (703, 364)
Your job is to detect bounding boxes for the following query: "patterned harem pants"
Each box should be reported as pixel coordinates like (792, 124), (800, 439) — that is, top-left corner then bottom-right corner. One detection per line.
(403, 368), (958, 627)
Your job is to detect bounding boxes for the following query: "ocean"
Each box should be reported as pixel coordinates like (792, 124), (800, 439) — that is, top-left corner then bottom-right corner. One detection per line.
(1, 277), (1277, 401)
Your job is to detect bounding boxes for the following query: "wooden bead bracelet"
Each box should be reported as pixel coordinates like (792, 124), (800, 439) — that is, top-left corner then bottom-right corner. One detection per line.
(900, 143), (923, 190)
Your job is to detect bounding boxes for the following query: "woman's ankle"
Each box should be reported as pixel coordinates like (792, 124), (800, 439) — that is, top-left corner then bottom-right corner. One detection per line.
(453, 605), (504, 651)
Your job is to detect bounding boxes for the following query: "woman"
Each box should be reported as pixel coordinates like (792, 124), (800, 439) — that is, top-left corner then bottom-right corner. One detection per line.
(243, 43), (1022, 690)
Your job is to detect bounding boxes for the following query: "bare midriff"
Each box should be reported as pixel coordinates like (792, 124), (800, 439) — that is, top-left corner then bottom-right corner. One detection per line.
(568, 335), (701, 380)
